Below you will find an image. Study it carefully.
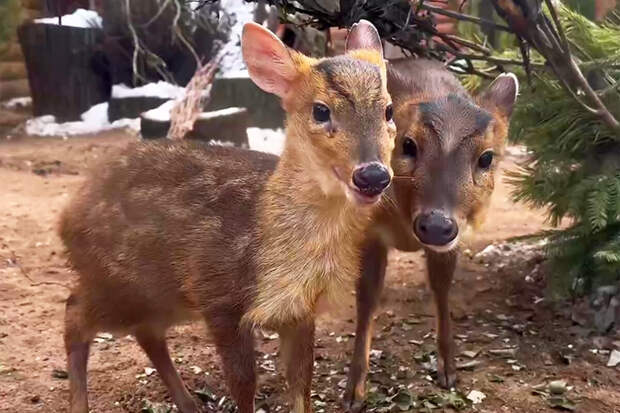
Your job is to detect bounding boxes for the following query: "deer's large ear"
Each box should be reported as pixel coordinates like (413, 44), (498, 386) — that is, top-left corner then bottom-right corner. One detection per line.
(479, 73), (519, 117)
(345, 19), (383, 57)
(242, 22), (298, 98)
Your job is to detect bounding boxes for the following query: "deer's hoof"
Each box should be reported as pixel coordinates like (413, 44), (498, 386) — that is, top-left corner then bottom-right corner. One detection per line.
(343, 398), (366, 413)
(436, 367), (457, 389)
(343, 387), (366, 413)
(178, 398), (202, 413)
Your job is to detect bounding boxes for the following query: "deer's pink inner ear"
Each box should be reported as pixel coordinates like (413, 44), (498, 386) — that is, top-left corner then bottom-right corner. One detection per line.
(480, 73), (519, 117)
(242, 22), (298, 98)
(345, 19), (383, 57)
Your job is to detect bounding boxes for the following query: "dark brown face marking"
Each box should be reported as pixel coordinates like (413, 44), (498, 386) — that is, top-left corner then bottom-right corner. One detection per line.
(315, 56), (388, 164)
(419, 94), (492, 144)
(316, 56), (382, 109)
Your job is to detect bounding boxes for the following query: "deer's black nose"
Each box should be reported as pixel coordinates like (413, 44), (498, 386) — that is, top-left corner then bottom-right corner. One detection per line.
(352, 163), (391, 196)
(414, 210), (458, 246)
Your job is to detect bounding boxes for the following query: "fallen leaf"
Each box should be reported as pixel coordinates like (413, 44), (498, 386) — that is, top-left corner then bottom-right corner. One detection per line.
(461, 350), (480, 359)
(548, 396), (576, 411)
(141, 400), (173, 413)
(51, 369), (68, 379)
(456, 360), (482, 370)
(466, 390), (486, 404)
(607, 350), (620, 367)
(488, 348), (517, 358)
(548, 380), (567, 395)
(488, 374), (504, 383)
(194, 386), (218, 402)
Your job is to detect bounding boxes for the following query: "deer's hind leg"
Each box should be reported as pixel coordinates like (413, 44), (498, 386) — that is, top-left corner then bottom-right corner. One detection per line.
(134, 327), (200, 413)
(209, 314), (257, 413)
(64, 291), (96, 413)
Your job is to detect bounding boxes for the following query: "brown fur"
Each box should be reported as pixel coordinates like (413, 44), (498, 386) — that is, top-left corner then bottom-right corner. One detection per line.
(60, 22), (395, 413)
(344, 59), (518, 412)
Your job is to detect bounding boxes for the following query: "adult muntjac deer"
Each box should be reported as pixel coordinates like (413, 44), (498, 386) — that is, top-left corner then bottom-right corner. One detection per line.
(60, 20), (396, 413)
(344, 58), (519, 412)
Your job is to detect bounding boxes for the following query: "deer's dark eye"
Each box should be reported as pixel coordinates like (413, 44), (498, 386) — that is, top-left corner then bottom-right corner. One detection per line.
(478, 151), (494, 169)
(385, 104), (393, 122)
(403, 137), (417, 158)
(312, 103), (330, 123)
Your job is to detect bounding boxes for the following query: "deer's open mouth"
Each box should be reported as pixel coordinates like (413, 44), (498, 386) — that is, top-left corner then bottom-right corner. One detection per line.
(418, 236), (460, 253)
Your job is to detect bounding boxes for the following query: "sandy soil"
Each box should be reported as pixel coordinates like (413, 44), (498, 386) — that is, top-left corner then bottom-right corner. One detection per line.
(0, 131), (619, 413)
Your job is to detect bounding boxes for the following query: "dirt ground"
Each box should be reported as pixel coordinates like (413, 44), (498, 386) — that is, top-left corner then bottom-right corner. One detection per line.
(0, 131), (619, 413)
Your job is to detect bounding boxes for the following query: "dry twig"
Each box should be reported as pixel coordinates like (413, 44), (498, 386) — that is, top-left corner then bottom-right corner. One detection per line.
(167, 49), (225, 140)
(8, 250), (71, 290)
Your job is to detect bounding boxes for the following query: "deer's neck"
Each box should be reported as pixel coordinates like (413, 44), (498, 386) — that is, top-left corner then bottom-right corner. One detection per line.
(244, 139), (373, 329)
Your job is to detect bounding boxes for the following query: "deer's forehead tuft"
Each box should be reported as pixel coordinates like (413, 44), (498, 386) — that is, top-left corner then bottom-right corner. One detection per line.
(315, 56), (384, 108)
(418, 94), (492, 145)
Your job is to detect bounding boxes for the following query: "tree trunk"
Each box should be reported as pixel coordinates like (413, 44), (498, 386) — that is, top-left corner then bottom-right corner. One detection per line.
(18, 22), (110, 121)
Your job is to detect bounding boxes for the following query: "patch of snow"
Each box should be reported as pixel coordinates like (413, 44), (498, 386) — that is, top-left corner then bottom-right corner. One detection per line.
(220, 69), (250, 79)
(208, 140), (235, 147)
(25, 103), (139, 136)
(218, 0), (256, 75)
(142, 100), (176, 122)
(112, 82), (186, 100)
(35, 8), (102, 29)
(247, 127), (285, 155)
(198, 107), (246, 119)
(1, 97), (32, 109)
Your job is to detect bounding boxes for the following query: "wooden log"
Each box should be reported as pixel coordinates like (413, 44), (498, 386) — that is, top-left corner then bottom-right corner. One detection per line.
(18, 22), (110, 121)
(0, 42), (24, 61)
(0, 108), (29, 127)
(206, 76), (284, 129)
(20, 8), (43, 22)
(140, 108), (250, 145)
(140, 116), (170, 140)
(0, 79), (30, 101)
(0, 62), (28, 81)
(19, 0), (43, 10)
(108, 96), (170, 122)
(187, 108), (249, 147)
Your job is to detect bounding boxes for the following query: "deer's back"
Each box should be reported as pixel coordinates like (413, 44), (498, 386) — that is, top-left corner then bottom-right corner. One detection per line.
(60, 141), (278, 328)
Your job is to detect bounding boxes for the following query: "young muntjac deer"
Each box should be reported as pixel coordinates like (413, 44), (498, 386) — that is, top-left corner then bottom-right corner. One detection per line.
(343, 59), (519, 412)
(60, 21), (395, 413)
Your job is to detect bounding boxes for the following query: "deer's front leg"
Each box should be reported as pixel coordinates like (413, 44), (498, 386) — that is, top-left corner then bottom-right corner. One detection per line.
(279, 320), (315, 413)
(425, 249), (457, 388)
(344, 238), (388, 413)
